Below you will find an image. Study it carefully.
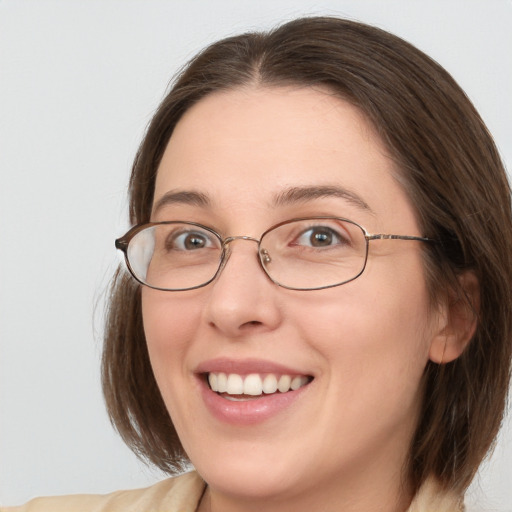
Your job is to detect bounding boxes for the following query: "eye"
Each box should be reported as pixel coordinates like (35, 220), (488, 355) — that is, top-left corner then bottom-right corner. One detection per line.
(166, 230), (217, 251)
(294, 226), (348, 248)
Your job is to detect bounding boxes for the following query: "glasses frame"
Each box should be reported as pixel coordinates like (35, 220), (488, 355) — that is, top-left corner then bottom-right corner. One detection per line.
(115, 217), (435, 292)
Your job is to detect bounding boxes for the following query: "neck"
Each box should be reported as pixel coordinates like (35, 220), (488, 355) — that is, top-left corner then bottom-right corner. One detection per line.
(197, 466), (413, 512)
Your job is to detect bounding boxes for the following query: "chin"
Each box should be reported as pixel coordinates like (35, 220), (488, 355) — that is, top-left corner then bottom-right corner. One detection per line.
(198, 462), (302, 502)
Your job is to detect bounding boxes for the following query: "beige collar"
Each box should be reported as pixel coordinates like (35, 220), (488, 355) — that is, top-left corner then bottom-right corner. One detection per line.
(196, 476), (464, 512)
(407, 478), (464, 512)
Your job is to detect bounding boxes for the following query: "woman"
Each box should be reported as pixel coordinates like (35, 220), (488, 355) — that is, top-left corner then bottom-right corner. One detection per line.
(6, 16), (512, 512)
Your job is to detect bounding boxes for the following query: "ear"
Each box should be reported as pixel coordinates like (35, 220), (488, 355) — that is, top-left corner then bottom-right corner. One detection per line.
(429, 271), (479, 364)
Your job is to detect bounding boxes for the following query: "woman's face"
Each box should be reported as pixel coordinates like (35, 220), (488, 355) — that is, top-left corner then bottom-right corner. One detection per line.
(142, 87), (442, 507)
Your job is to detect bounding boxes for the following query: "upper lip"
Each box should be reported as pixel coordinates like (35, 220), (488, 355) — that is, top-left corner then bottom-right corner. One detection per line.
(195, 358), (312, 377)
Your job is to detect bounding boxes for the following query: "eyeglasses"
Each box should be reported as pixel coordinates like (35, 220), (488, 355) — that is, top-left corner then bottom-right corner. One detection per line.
(115, 217), (434, 291)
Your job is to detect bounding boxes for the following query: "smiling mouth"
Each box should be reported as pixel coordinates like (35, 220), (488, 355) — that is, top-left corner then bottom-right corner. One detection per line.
(206, 372), (313, 400)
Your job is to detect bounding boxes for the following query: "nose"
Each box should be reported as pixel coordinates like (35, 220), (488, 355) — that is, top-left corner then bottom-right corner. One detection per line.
(203, 237), (282, 338)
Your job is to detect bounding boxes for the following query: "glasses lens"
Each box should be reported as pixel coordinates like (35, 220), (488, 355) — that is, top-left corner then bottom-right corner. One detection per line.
(127, 223), (223, 290)
(259, 218), (367, 289)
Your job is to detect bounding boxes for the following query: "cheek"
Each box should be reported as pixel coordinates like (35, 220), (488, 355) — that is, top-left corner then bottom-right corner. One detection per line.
(141, 290), (201, 376)
(141, 289), (208, 438)
(300, 277), (431, 351)
(299, 263), (433, 397)
(299, 287), (431, 439)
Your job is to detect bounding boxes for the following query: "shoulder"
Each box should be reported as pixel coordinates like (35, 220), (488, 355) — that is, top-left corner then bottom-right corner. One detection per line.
(408, 478), (465, 512)
(1, 471), (205, 512)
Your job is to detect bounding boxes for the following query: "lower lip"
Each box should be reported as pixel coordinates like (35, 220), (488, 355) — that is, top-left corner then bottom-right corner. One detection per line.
(199, 378), (310, 425)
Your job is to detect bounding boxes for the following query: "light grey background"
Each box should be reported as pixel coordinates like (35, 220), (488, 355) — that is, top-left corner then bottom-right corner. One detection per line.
(1, 0), (511, 509)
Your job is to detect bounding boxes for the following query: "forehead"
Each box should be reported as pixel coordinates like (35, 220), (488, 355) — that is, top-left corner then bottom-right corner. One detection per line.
(153, 86), (417, 232)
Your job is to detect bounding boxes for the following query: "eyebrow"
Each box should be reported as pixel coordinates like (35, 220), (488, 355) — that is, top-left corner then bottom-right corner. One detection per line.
(152, 184), (373, 216)
(272, 185), (374, 213)
(152, 190), (211, 214)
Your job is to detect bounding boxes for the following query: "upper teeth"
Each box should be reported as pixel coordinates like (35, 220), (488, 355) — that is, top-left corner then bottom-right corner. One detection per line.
(208, 372), (309, 396)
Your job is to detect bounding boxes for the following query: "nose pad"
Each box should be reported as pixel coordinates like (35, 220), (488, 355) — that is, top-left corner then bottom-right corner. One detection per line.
(217, 245), (231, 273)
(260, 248), (272, 264)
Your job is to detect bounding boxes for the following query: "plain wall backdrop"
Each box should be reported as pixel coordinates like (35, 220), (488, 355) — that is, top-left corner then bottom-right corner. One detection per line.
(1, 0), (511, 509)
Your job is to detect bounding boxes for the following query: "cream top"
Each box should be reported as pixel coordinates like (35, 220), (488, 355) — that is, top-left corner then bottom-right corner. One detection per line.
(1, 471), (464, 512)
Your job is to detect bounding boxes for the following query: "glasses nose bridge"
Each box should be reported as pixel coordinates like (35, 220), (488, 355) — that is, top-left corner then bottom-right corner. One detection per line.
(222, 235), (260, 247)
(218, 235), (264, 275)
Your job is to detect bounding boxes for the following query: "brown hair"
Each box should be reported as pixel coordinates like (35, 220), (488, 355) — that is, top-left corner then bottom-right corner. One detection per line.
(102, 17), (512, 494)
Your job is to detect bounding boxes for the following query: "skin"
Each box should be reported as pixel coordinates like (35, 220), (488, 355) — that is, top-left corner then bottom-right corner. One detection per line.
(142, 86), (449, 512)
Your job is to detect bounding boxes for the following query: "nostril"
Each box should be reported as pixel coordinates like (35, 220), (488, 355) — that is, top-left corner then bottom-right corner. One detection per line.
(237, 320), (264, 331)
